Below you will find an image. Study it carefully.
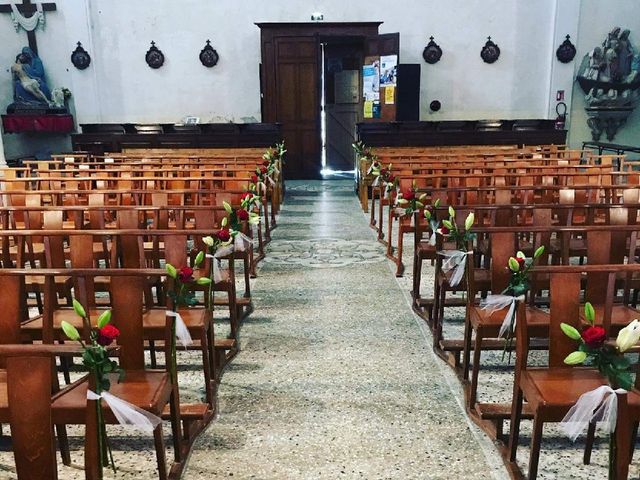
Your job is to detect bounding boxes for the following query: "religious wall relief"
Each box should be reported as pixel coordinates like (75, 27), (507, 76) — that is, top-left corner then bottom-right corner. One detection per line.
(576, 27), (640, 141)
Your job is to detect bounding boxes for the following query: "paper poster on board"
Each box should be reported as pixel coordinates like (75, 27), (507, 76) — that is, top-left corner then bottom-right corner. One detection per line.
(362, 62), (380, 102)
(385, 86), (395, 105)
(363, 101), (373, 119)
(372, 101), (381, 118)
(380, 55), (398, 87)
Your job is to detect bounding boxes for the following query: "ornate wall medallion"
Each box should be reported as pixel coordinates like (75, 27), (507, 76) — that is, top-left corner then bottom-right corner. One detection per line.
(145, 41), (165, 69)
(480, 36), (500, 64)
(71, 42), (91, 70)
(200, 40), (219, 67)
(556, 35), (577, 63)
(422, 36), (442, 64)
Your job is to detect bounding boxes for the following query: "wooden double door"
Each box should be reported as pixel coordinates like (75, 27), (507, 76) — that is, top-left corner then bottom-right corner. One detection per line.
(258, 23), (397, 179)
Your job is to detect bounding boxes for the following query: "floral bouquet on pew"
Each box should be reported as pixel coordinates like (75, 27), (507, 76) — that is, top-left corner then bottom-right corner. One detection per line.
(352, 140), (376, 164)
(481, 246), (545, 361)
(224, 200), (259, 252)
(422, 198), (442, 246)
(370, 163), (398, 199)
(436, 206), (475, 287)
(560, 305), (640, 478)
(202, 216), (237, 286)
(395, 181), (427, 217)
(561, 303), (638, 390)
(62, 301), (162, 474)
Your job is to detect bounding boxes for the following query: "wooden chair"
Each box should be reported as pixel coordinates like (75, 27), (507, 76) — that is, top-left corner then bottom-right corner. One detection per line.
(508, 269), (638, 479)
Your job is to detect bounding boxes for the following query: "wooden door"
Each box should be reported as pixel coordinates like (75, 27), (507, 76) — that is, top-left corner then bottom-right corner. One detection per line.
(363, 33), (400, 122)
(275, 37), (320, 179)
(258, 23), (382, 179)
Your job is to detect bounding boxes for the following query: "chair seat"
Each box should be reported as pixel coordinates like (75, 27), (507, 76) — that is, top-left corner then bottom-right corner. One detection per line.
(21, 308), (112, 341)
(143, 308), (209, 340)
(51, 370), (172, 424)
(581, 304), (640, 330)
(520, 368), (612, 422)
(470, 304), (548, 337)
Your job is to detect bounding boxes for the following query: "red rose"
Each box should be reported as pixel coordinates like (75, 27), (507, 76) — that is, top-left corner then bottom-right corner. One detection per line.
(263, 160), (270, 167)
(251, 174), (258, 183)
(260, 166), (268, 174)
(178, 266), (194, 283)
(236, 208), (249, 221)
(516, 257), (526, 269)
(216, 228), (231, 242)
(440, 226), (450, 235)
(97, 324), (120, 346)
(241, 192), (252, 200)
(403, 190), (415, 201)
(380, 168), (388, 176)
(388, 174), (395, 182)
(581, 325), (606, 348)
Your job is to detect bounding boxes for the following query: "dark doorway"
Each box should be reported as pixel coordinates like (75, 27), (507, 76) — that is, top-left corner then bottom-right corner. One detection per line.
(257, 23), (381, 180)
(321, 38), (364, 175)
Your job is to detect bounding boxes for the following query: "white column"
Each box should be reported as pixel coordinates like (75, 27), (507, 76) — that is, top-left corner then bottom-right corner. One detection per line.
(547, 0), (581, 127)
(0, 131), (7, 167)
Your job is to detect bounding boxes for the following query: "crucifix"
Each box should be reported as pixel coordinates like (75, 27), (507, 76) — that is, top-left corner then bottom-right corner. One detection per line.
(0, 0), (57, 56)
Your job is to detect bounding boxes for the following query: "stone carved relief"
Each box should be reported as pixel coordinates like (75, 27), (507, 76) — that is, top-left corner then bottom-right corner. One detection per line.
(576, 27), (640, 141)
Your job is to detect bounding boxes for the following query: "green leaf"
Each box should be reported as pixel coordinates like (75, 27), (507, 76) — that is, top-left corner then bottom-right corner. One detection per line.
(82, 350), (95, 367)
(72, 299), (86, 319)
(584, 302), (595, 324)
(560, 322), (582, 341)
(564, 350), (588, 365)
(96, 310), (112, 328)
(165, 263), (177, 279)
(61, 320), (81, 341)
(442, 219), (453, 230)
(101, 378), (111, 392)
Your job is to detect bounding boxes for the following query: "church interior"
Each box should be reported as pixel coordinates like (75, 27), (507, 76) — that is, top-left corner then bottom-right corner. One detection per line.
(2, 1), (640, 479)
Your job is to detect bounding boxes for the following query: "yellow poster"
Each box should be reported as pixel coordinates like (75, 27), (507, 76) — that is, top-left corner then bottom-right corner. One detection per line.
(385, 86), (395, 105)
(364, 100), (373, 118)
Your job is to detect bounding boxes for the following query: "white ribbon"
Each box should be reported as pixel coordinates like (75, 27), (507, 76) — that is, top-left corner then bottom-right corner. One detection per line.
(266, 175), (276, 186)
(561, 385), (626, 442)
(371, 176), (380, 187)
(481, 294), (524, 338)
(87, 390), (162, 434)
(206, 246), (234, 283)
(394, 207), (407, 217)
(257, 181), (267, 194)
(11, 1), (45, 32)
(233, 232), (254, 252)
(166, 311), (193, 348)
(438, 250), (472, 287)
(429, 220), (439, 246)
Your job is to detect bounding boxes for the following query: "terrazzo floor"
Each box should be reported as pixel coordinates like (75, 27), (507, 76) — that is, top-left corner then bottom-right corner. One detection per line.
(184, 180), (506, 479)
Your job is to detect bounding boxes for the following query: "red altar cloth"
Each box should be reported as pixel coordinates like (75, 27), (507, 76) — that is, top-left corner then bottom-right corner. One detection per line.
(2, 114), (74, 133)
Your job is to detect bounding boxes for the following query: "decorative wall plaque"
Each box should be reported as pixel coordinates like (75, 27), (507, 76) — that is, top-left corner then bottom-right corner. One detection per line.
(556, 35), (577, 63)
(70, 42), (91, 70)
(199, 39), (219, 67)
(145, 41), (165, 69)
(422, 36), (442, 64)
(480, 36), (500, 64)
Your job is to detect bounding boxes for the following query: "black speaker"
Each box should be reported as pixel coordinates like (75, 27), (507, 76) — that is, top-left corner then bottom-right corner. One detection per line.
(396, 64), (420, 121)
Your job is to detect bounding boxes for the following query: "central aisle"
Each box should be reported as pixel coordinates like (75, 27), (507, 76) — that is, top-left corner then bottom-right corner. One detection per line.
(186, 180), (507, 479)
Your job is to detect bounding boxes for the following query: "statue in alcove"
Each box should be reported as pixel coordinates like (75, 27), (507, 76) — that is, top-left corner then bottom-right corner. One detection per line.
(576, 27), (640, 141)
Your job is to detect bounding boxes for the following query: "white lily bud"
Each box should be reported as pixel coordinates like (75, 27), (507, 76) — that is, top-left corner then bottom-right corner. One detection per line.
(223, 201), (233, 214)
(616, 319), (640, 352)
(203, 236), (214, 247)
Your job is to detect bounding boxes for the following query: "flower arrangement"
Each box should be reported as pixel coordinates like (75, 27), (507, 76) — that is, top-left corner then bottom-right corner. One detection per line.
(561, 303), (639, 390)
(352, 140), (376, 163)
(370, 163), (398, 198)
(437, 206), (475, 250)
(61, 301), (122, 473)
(487, 246), (545, 360)
(423, 199), (442, 245)
(395, 181), (427, 216)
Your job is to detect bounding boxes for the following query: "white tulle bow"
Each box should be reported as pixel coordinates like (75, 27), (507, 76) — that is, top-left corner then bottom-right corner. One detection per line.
(561, 385), (626, 441)
(166, 311), (193, 348)
(480, 294), (525, 338)
(233, 232), (254, 252)
(87, 390), (162, 434)
(438, 250), (472, 287)
(207, 245), (234, 283)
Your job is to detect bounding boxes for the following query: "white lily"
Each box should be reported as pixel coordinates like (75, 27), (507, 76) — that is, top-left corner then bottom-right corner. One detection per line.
(202, 236), (214, 247)
(616, 319), (640, 352)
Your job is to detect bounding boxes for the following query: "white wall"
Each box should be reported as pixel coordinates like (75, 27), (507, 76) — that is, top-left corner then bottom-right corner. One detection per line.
(568, 0), (640, 148)
(5, 0), (635, 160)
